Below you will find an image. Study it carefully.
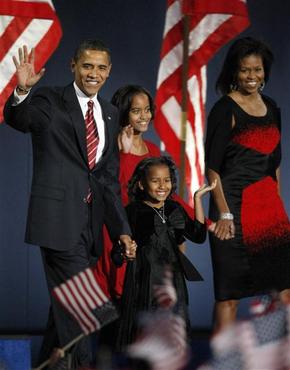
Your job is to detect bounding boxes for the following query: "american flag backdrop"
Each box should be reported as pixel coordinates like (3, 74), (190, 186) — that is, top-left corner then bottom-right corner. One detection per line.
(0, 0), (62, 122)
(154, 0), (249, 204)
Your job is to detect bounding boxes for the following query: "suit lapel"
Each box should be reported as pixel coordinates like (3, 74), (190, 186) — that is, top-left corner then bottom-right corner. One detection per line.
(63, 84), (88, 165)
(62, 85), (115, 170)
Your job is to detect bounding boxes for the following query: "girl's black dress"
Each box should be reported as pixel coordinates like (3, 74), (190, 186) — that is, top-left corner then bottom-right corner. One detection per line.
(115, 199), (206, 350)
(205, 95), (290, 301)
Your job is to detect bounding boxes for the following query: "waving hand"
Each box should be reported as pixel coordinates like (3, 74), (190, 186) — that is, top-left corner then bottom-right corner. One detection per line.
(13, 45), (45, 92)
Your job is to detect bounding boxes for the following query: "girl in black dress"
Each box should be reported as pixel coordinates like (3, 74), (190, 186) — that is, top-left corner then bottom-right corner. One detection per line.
(114, 156), (216, 350)
(205, 37), (290, 333)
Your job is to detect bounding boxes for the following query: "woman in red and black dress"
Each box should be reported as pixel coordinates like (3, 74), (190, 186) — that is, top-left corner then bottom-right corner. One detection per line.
(205, 37), (290, 332)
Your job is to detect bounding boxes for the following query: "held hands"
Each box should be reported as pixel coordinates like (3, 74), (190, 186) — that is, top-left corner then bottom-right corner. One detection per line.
(214, 218), (235, 240)
(119, 234), (137, 260)
(12, 45), (45, 93)
(118, 124), (134, 153)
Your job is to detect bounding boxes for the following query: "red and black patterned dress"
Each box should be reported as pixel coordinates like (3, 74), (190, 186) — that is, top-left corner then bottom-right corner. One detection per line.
(205, 95), (290, 301)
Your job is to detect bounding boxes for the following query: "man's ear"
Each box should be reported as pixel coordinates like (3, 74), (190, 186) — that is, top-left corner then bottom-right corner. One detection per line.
(71, 59), (75, 73)
(107, 63), (112, 76)
(138, 181), (144, 191)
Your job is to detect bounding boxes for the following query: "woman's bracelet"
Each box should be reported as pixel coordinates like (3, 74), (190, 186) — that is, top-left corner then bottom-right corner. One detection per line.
(219, 212), (234, 220)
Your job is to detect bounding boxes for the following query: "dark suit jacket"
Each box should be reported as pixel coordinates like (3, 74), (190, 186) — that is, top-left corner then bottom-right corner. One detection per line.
(4, 83), (131, 256)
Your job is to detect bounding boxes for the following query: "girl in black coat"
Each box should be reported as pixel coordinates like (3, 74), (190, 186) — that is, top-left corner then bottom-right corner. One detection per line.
(114, 156), (216, 350)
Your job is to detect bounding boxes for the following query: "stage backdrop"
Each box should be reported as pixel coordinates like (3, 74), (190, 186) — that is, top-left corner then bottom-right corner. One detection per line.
(0, 0), (290, 333)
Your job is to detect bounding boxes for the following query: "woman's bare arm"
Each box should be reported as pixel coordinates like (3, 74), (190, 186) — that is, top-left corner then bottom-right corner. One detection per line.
(206, 168), (235, 240)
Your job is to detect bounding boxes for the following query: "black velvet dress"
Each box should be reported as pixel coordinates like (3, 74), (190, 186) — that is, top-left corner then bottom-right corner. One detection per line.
(115, 199), (206, 350)
(205, 95), (290, 301)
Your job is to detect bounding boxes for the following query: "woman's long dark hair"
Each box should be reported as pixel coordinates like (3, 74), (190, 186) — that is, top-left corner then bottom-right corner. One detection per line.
(128, 156), (177, 202)
(111, 84), (155, 127)
(216, 37), (274, 95)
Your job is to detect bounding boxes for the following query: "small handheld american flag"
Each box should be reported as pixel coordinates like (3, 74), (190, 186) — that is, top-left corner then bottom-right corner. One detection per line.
(53, 266), (119, 335)
(35, 267), (118, 369)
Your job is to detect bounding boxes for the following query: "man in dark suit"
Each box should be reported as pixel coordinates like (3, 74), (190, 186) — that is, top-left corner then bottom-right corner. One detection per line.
(4, 39), (136, 368)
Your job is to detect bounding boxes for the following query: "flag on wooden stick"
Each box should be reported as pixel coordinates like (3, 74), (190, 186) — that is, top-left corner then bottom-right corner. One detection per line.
(36, 267), (118, 369)
(53, 266), (119, 336)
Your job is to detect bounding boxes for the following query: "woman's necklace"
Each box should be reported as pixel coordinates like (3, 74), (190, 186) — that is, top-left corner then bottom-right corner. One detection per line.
(146, 203), (166, 224)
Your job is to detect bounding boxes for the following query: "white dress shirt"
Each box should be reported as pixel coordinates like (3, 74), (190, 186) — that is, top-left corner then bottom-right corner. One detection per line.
(73, 82), (105, 164)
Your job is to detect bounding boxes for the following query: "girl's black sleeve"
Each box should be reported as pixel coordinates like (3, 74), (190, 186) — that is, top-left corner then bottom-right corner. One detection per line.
(183, 214), (207, 244)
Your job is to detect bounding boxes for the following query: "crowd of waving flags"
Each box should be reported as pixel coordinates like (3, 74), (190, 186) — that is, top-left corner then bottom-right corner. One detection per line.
(198, 295), (290, 370)
(53, 266), (290, 370)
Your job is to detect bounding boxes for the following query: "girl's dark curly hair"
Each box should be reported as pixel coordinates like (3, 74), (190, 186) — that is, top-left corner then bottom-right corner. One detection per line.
(216, 37), (274, 95)
(111, 84), (155, 127)
(128, 156), (177, 202)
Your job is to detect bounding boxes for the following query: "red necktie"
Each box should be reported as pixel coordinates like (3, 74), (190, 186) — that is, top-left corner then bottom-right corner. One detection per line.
(85, 100), (99, 169)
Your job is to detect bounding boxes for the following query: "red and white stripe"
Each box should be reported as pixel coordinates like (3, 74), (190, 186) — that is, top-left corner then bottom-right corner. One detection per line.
(85, 100), (99, 169)
(0, 0), (62, 122)
(128, 312), (189, 370)
(53, 267), (110, 335)
(198, 301), (290, 370)
(153, 267), (177, 309)
(154, 0), (249, 204)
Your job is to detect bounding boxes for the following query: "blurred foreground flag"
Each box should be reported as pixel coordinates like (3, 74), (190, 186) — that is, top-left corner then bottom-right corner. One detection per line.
(154, 0), (249, 203)
(0, 0), (62, 122)
(53, 267), (118, 335)
(198, 296), (290, 370)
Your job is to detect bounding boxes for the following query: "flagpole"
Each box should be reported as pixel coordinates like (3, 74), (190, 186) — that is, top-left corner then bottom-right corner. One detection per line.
(179, 14), (190, 198)
(33, 333), (84, 370)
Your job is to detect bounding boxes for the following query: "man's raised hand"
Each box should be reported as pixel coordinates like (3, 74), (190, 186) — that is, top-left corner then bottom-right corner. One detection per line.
(13, 45), (45, 92)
